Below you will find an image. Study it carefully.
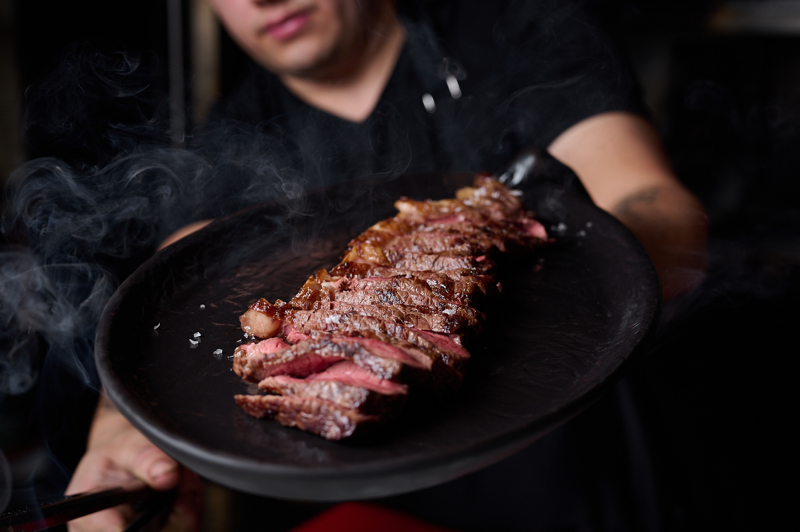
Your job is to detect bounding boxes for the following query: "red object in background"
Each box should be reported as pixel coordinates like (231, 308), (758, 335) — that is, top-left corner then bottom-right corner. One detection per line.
(289, 502), (461, 532)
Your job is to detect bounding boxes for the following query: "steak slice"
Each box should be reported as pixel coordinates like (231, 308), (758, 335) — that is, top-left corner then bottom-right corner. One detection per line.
(332, 286), (479, 316)
(385, 231), (495, 254)
(271, 360), (409, 395)
(285, 269), (494, 312)
(280, 311), (468, 391)
(383, 250), (495, 272)
(287, 310), (470, 361)
(326, 301), (480, 335)
(347, 276), (483, 307)
(258, 361), (407, 413)
(258, 377), (404, 414)
(342, 243), (495, 272)
(330, 262), (493, 283)
(237, 334), (426, 383)
(352, 230), (495, 256)
(240, 296), (481, 340)
(393, 175), (533, 225)
(234, 394), (379, 440)
(232, 337), (290, 377)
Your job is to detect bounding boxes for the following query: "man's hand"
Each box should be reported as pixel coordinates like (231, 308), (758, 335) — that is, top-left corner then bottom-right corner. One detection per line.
(66, 395), (202, 532)
(549, 112), (708, 301)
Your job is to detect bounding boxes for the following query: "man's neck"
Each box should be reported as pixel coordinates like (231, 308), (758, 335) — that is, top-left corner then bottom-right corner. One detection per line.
(279, 9), (406, 123)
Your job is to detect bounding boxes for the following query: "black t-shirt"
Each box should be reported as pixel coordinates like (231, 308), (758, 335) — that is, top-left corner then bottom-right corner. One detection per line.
(199, 0), (643, 216)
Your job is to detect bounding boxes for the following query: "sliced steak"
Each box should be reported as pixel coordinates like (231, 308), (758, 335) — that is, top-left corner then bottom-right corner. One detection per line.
(368, 269), (498, 299)
(325, 301), (481, 335)
(332, 285), (477, 315)
(232, 176), (549, 440)
(330, 262), (491, 283)
(382, 250), (495, 272)
(258, 377), (404, 413)
(290, 360), (408, 394)
(232, 337), (290, 377)
(238, 334), (425, 383)
(340, 243), (495, 272)
(234, 394), (379, 440)
(258, 361), (407, 413)
(287, 310), (471, 361)
(384, 231), (493, 256)
(347, 276), (483, 307)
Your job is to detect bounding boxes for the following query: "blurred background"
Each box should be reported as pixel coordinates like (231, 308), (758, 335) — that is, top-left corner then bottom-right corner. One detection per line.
(1, 0), (798, 530)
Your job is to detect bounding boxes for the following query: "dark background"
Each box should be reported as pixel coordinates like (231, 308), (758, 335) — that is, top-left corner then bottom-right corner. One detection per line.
(1, 0), (798, 530)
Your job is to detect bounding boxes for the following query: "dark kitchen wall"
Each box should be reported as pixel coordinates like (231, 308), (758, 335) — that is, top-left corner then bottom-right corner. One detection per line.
(12, 0), (173, 168)
(0, 0), (21, 191)
(591, 2), (800, 531)
(13, 0), (168, 95)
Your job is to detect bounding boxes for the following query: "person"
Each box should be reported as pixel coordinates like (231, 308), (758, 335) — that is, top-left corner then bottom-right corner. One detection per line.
(66, 1), (708, 530)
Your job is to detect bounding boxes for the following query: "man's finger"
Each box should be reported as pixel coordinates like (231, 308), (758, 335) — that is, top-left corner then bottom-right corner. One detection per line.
(117, 432), (180, 490)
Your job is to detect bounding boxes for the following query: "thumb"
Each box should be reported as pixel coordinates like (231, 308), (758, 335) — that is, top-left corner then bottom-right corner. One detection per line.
(118, 432), (181, 490)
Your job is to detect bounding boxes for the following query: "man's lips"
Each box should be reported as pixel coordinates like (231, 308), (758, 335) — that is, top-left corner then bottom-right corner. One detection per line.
(262, 10), (312, 41)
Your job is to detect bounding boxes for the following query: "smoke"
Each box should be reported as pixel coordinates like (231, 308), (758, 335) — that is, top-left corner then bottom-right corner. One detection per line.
(0, 45), (330, 510)
(0, 129), (308, 400)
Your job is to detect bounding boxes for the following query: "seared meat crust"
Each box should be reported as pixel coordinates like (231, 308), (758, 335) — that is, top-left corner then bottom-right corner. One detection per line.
(232, 176), (548, 439)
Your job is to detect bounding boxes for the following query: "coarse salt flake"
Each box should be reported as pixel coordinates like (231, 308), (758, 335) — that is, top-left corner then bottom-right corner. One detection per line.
(153, 323), (160, 330)
(443, 308), (456, 316)
(200, 304), (206, 309)
(193, 332), (201, 338)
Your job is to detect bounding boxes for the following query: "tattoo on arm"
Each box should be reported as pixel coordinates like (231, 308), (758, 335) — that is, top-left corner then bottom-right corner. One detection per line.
(613, 186), (661, 217)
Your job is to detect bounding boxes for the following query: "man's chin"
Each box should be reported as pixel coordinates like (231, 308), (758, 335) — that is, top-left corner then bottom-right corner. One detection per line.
(270, 50), (349, 82)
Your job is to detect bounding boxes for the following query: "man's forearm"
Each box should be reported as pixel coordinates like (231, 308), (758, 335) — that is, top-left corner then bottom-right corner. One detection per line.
(548, 112), (709, 301)
(610, 183), (708, 300)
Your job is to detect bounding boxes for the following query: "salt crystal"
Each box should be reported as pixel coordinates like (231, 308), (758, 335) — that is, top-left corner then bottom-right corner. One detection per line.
(189, 339), (199, 348)
(153, 323), (160, 330)
(199, 304), (206, 309)
(443, 308), (456, 316)
(193, 332), (201, 338)
(213, 348), (223, 355)
(586, 221), (593, 228)
(577, 230), (586, 237)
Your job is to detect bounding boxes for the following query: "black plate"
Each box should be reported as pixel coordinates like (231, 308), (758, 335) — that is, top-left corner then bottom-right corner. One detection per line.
(95, 173), (660, 501)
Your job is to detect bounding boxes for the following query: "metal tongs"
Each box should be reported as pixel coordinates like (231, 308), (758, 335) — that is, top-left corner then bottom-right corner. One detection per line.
(0, 480), (177, 532)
